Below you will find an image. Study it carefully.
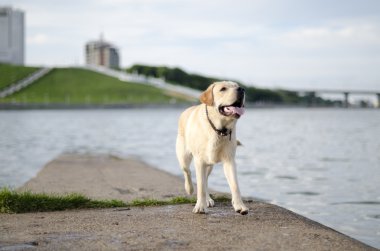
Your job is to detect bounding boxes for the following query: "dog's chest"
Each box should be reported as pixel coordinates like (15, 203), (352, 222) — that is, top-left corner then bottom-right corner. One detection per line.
(206, 137), (231, 164)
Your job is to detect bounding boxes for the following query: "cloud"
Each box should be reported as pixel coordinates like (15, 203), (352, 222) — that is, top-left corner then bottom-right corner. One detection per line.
(27, 34), (49, 44)
(277, 19), (380, 49)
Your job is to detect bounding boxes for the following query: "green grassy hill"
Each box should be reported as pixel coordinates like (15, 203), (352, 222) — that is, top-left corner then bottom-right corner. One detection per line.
(0, 63), (39, 90)
(0, 67), (183, 104)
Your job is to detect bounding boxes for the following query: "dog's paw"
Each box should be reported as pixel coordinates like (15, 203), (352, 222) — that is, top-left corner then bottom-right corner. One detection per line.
(232, 200), (249, 215)
(206, 196), (215, 208)
(193, 201), (207, 214)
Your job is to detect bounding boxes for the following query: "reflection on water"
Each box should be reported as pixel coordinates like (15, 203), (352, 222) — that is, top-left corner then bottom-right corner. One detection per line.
(332, 201), (380, 205)
(0, 108), (379, 248)
(286, 191), (320, 196)
(275, 175), (297, 180)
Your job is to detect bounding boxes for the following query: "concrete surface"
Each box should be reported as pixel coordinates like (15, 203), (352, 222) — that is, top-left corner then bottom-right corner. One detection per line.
(19, 154), (186, 201)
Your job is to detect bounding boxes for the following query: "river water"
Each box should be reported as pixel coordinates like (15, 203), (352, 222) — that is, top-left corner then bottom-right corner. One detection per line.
(0, 108), (379, 248)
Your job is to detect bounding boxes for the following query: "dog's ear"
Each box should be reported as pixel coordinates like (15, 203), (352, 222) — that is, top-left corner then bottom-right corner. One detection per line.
(200, 84), (215, 106)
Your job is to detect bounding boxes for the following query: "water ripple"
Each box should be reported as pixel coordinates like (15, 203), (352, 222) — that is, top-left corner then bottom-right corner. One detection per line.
(331, 201), (380, 205)
(287, 191), (320, 196)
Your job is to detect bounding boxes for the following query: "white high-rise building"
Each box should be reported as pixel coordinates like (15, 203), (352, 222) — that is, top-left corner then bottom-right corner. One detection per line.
(0, 6), (24, 65)
(85, 34), (120, 69)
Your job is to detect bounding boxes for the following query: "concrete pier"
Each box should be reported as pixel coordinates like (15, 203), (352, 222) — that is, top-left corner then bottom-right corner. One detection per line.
(0, 154), (376, 250)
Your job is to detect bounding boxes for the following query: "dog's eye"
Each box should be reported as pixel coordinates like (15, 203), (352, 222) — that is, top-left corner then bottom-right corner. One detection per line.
(220, 87), (227, 92)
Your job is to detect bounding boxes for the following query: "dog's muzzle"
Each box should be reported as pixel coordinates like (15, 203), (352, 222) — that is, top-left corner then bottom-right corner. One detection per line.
(218, 89), (245, 118)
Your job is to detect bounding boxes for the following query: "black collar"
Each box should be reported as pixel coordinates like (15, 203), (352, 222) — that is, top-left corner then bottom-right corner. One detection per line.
(205, 104), (232, 140)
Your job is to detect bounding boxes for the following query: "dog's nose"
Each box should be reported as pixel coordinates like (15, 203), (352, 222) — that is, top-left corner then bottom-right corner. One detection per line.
(237, 87), (245, 93)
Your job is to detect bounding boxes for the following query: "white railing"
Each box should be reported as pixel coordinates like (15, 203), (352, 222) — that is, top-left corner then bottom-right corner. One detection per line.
(83, 65), (201, 100)
(0, 67), (52, 98)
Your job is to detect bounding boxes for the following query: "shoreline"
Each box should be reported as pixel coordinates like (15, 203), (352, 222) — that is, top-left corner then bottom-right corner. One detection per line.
(1, 102), (377, 110)
(0, 154), (376, 250)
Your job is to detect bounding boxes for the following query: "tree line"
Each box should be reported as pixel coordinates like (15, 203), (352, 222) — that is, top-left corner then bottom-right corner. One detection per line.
(126, 64), (340, 106)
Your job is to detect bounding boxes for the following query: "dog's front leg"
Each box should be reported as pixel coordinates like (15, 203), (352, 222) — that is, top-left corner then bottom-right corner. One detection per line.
(223, 160), (249, 215)
(193, 158), (207, 214)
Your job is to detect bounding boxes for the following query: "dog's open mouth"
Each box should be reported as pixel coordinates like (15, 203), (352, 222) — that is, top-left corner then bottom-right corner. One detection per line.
(218, 100), (245, 118)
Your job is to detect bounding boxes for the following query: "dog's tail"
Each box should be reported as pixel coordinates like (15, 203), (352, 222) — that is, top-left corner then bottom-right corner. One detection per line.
(176, 134), (194, 195)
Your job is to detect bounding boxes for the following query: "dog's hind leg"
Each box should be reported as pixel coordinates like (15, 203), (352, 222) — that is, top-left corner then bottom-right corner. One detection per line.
(176, 135), (194, 195)
(205, 165), (215, 207)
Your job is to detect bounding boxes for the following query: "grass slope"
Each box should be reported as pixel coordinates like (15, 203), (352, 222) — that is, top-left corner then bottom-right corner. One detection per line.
(0, 67), (181, 104)
(0, 188), (127, 213)
(0, 63), (39, 90)
(0, 188), (232, 214)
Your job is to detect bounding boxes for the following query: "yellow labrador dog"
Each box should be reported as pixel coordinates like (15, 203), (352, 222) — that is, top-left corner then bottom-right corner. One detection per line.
(176, 81), (248, 215)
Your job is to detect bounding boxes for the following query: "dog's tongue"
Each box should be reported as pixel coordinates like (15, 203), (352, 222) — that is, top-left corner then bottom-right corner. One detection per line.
(224, 106), (245, 116)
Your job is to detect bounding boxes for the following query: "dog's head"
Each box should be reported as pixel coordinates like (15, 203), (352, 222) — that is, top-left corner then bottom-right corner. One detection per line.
(200, 81), (245, 119)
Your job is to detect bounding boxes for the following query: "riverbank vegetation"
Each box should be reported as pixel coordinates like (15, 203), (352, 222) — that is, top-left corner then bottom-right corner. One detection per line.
(1, 63), (344, 106)
(127, 64), (342, 106)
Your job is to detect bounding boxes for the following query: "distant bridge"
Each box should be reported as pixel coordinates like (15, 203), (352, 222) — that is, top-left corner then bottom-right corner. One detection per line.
(288, 88), (380, 108)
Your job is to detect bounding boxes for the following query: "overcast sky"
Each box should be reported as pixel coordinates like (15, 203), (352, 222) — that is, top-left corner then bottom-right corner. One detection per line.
(4, 0), (380, 91)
